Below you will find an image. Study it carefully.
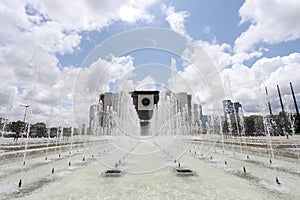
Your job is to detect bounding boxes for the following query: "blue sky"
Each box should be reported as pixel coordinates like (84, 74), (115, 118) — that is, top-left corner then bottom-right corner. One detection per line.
(58, 1), (247, 67)
(56, 0), (300, 70)
(0, 0), (300, 124)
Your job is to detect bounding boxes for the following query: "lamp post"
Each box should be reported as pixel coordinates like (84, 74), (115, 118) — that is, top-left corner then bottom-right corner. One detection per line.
(20, 104), (29, 123)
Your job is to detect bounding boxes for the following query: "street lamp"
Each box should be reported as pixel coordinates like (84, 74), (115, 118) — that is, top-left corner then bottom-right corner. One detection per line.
(20, 104), (29, 123)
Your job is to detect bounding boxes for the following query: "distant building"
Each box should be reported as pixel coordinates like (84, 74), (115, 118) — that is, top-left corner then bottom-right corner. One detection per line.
(30, 122), (46, 137)
(100, 93), (119, 112)
(175, 92), (192, 114)
(192, 103), (203, 126)
(89, 92), (120, 134)
(89, 103), (102, 130)
(174, 92), (202, 125)
(223, 100), (242, 122)
(100, 92), (119, 127)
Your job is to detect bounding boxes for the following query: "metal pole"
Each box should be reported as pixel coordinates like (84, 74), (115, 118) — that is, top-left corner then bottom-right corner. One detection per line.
(277, 85), (289, 136)
(290, 82), (299, 116)
(265, 87), (273, 115)
(277, 85), (285, 113)
(20, 105), (29, 122)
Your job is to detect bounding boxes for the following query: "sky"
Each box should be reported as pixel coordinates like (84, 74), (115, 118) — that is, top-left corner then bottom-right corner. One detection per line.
(0, 0), (300, 126)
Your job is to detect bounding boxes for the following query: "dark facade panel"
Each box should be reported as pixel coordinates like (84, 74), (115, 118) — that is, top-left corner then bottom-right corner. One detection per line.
(131, 91), (159, 120)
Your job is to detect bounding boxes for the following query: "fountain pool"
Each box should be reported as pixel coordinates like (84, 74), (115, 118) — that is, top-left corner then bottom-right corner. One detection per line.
(0, 135), (300, 200)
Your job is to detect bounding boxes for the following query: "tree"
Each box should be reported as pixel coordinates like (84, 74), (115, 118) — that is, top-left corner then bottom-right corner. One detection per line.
(272, 112), (288, 136)
(244, 118), (256, 135)
(50, 127), (58, 137)
(222, 121), (229, 134)
(293, 114), (300, 134)
(9, 120), (26, 132)
(36, 127), (47, 137)
(232, 122), (242, 135)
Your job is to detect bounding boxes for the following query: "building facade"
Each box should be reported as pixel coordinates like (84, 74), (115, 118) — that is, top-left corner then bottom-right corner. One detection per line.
(223, 100), (242, 122)
(89, 91), (203, 134)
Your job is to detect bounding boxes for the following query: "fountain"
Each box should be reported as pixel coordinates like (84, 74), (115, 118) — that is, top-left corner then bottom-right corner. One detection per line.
(255, 70), (281, 184)
(1, 29), (300, 200)
(1, 86), (300, 199)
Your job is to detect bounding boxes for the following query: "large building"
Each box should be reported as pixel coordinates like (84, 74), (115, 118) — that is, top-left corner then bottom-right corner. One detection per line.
(100, 92), (119, 127)
(30, 122), (46, 137)
(223, 100), (242, 121)
(89, 92), (119, 130)
(192, 103), (202, 126)
(175, 92), (192, 114)
(131, 91), (160, 136)
(174, 92), (202, 125)
(89, 91), (202, 135)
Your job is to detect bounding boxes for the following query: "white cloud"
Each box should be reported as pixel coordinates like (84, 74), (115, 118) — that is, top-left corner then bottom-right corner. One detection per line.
(168, 58), (193, 94)
(0, 54), (135, 125)
(0, 0), (159, 126)
(161, 4), (233, 70)
(161, 2), (300, 118)
(195, 40), (232, 69)
(37, 0), (157, 30)
(221, 53), (300, 115)
(221, 64), (258, 114)
(74, 55), (134, 94)
(253, 53), (300, 109)
(166, 42), (297, 116)
(135, 76), (156, 90)
(0, 65), (79, 126)
(118, 4), (154, 23)
(235, 0), (300, 53)
(73, 55), (135, 123)
(231, 51), (263, 64)
(162, 4), (189, 35)
(1, 0), (300, 127)
(168, 41), (227, 115)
